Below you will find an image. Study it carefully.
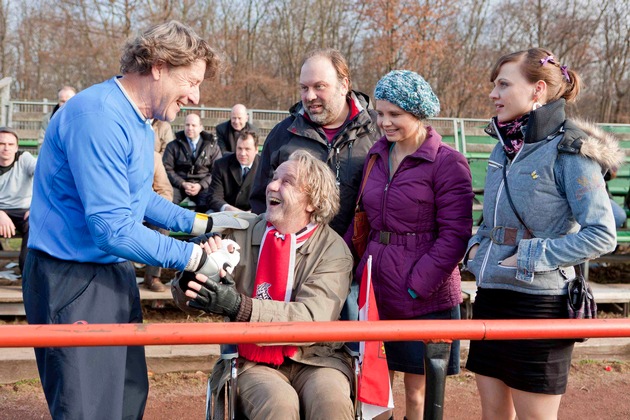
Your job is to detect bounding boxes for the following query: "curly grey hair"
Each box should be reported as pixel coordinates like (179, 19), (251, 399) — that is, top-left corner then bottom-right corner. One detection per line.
(288, 150), (340, 225)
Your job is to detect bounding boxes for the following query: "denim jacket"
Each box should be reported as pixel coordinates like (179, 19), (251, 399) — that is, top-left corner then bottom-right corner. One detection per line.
(464, 100), (623, 295)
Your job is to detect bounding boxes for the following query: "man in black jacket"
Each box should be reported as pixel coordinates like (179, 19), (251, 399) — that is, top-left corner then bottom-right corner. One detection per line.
(215, 104), (257, 154)
(249, 48), (381, 236)
(208, 129), (260, 212)
(163, 113), (222, 213)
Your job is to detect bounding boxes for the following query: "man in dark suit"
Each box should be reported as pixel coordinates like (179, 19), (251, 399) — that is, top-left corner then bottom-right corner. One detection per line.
(207, 129), (260, 212)
(215, 104), (257, 154)
(163, 113), (222, 213)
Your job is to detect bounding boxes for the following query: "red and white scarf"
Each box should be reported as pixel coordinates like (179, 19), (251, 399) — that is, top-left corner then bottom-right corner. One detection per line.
(238, 222), (319, 365)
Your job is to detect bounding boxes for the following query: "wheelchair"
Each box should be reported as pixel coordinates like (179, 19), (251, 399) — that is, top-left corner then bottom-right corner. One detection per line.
(206, 340), (453, 420)
(205, 343), (362, 420)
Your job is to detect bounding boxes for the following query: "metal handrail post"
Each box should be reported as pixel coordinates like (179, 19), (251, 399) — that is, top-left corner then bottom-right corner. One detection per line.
(423, 341), (451, 420)
(460, 119), (467, 155)
(453, 118), (460, 152)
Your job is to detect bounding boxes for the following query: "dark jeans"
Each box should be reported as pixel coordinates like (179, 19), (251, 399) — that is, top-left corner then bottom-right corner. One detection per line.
(22, 250), (148, 420)
(172, 185), (212, 213)
(0, 208), (29, 272)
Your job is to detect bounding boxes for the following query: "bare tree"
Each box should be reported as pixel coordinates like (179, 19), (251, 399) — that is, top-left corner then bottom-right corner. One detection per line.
(0, 0), (10, 76)
(0, 0), (626, 122)
(595, 0), (629, 122)
(433, 0), (494, 117)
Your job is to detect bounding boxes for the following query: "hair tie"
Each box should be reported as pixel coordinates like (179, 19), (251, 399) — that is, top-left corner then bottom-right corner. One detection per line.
(540, 55), (555, 66)
(560, 65), (571, 83)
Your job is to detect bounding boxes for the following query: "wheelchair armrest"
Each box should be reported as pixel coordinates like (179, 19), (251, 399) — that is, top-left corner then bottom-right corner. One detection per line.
(220, 344), (239, 360)
(343, 342), (361, 358)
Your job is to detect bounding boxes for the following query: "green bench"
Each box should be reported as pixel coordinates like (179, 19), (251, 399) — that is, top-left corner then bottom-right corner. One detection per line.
(616, 230), (630, 244)
(18, 139), (39, 153)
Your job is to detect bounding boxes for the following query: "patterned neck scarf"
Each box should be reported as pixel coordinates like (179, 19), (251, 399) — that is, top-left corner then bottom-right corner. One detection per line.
(495, 113), (529, 160)
(238, 222), (318, 365)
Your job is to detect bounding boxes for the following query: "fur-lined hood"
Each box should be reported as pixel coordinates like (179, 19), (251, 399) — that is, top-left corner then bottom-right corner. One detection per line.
(566, 118), (625, 172)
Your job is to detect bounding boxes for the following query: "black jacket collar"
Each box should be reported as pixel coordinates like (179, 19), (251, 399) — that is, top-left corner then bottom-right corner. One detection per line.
(523, 99), (566, 143)
(485, 99), (566, 144)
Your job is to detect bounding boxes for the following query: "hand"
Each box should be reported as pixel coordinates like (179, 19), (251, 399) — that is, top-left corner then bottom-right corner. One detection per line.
(185, 183), (202, 196)
(171, 271), (202, 314)
(499, 254), (518, 267)
(468, 244), (479, 260)
(0, 211), (16, 238)
(186, 273), (242, 318)
(190, 212), (250, 236)
(223, 204), (240, 212)
(187, 235), (241, 282)
(188, 232), (221, 247)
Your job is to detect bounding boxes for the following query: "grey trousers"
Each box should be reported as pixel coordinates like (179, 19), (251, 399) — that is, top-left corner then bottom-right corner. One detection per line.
(238, 360), (353, 420)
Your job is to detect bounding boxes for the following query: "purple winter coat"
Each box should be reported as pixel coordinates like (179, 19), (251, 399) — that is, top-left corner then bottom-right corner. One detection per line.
(351, 127), (474, 320)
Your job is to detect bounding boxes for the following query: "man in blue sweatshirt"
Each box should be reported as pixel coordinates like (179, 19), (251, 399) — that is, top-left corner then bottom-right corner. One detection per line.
(22, 21), (241, 420)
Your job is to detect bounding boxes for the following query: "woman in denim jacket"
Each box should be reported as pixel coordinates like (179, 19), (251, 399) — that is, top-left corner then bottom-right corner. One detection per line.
(463, 48), (622, 419)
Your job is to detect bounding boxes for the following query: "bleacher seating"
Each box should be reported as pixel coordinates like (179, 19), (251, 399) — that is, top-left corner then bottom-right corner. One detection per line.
(6, 102), (630, 317)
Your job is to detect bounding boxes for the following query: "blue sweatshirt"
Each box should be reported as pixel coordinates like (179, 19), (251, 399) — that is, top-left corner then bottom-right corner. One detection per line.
(29, 77), (195, 269)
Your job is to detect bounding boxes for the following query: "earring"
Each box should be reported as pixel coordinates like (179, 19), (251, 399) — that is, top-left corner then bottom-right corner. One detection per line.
(532, 102), (542, 111)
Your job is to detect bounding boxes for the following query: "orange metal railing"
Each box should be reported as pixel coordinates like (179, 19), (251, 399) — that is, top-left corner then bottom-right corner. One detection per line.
(1, 319), (630, 348)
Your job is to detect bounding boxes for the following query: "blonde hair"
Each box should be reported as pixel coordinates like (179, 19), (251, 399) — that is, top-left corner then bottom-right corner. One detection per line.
(288, 150), (340, 225)
(120, 20), (220, 80)
(490, 47), (581, 103)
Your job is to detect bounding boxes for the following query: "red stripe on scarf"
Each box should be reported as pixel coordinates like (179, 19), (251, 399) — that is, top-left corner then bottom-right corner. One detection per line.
(238, 224), (318, 365)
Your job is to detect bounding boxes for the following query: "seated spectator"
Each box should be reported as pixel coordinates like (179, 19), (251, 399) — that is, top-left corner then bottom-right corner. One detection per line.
(207, 129), (260, 212)
(143, 120), (175, 291)
(605, 170), (627, 228)
(38, 86), (76, 145)
(0, 127), (37, 272)
(215, 104), (257, 154)
(173, 150), (354, 420)
(143, 151), (174, 292)
(163, 113), (222, 213)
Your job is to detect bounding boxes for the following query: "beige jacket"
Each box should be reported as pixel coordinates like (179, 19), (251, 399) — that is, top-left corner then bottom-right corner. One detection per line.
(209, 212), (354, 417)
(152, 152), (173, 201)
(152, 120), (174, 154)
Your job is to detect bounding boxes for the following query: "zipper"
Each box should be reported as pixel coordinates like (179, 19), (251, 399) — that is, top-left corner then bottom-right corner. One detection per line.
(346, 141), (353, 182)
(184, 141), (195, 176)
(334, 147), (341, 186)
(382, 182), (390, 231)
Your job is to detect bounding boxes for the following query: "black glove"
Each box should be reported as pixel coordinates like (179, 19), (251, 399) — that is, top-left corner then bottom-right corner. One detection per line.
(174, 270), (197, 293)
(171, 271), (200, 314)
(187, 232), (218, 246)
(189, 273), (242, 319)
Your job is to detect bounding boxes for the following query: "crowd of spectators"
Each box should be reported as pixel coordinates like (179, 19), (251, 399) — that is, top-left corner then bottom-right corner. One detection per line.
(6, 23), (627, 420)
